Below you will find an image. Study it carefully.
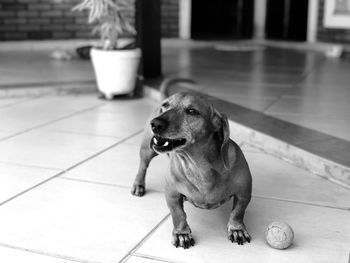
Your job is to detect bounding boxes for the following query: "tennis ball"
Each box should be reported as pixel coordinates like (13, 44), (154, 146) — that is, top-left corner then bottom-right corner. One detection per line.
(265, 221), (294, 249)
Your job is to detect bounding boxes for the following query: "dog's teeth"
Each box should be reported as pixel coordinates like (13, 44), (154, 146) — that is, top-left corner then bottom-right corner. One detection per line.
(164, 141), (169, 146)
(153, 137), (158, 144)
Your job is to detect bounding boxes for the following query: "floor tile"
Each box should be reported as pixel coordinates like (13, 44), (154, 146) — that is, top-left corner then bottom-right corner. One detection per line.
(0, 246), (76, 263)
(125, 255), (166, 263)
(136, 198), (350, 263)
(176, 69), (296, 88)
(282, 84), (350, 99)
(245, 152), (350, 209)
(123, 133), (145, 146)
(0, 95), (103, 134)
(0, 130), (119, 169)
(258, 47), (323, 70)
(0, 163), (59, 203)
(97, 98), (156, 115)
(303, 69), (350, 87)
(265, 97), (350, 119)
(0, 179), (169, 263)
(204, 92), (277, 112)
(0, 50), (94, 86)
(63, 142), (168, 193)
(0, 97), (33, 108)
(222, 98), (332, 146)
(0, 131), (12, 140)
(199, 81), (288, 98)
(42, 104), (152, 138)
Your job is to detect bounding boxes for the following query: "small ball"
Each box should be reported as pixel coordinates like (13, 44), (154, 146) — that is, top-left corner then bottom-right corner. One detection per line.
(265, 221), (294, 249)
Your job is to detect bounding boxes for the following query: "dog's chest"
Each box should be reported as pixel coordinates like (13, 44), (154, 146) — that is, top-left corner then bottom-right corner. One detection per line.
(169, 156), (231, 209)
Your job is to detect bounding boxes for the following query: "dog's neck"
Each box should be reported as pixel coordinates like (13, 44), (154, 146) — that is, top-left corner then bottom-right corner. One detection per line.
(172, 134), (223, 171)
(169, 134), (227, 194)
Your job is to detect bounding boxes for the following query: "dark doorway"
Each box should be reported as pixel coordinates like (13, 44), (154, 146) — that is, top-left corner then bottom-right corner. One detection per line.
(265, 0), (309, 41)
(191, 0), (254, 40)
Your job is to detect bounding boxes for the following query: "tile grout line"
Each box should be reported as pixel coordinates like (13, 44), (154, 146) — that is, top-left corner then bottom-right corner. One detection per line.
(0, 79), (96, 89)
(262, 95), (283, 113)
(58, 176), (164, 194)
(132, 253), (185, 263)
(0, 160), (63, 171)
(0, 96), (41, 110)
(0, 130), (143, 207)
(253, 195), (350, 211)
(119, 213), (171, 263)
(43, 129), (129, 139)
(45, 114), (157, 140)
(265, 111), (350, 121)
(0, 242), (101, 263)
(290, 56), (326, 86)
(16, 172), (347, 213)
(0, 102), (106, 143)
(267, 58), (325, 116)
(59, 177), (134, 190)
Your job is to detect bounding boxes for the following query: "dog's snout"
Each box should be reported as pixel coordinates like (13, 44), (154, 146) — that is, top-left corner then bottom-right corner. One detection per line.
(151, 118), (168, 133)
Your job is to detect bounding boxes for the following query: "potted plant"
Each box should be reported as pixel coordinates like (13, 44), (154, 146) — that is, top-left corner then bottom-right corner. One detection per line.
(73, 0), (141, 99)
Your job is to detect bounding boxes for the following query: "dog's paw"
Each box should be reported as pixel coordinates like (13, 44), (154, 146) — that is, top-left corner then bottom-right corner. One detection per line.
(227, 228), (251, 245)
(131, 184), (145, 197)
(172, 233), (195, 249)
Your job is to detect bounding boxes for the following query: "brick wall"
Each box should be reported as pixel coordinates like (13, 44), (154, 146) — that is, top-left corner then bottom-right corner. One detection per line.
(0, 0), (94, 40)
(317, 0), (350, 43)
(161, 0), (179, 38)
(0, 0), (178, 41)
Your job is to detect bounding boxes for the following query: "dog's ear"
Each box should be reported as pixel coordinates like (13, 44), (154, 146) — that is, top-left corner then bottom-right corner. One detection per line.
(213, 110), (235, 170)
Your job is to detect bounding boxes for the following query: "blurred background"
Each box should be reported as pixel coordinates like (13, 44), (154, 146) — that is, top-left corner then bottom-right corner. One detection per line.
(0, 0), (349, 44)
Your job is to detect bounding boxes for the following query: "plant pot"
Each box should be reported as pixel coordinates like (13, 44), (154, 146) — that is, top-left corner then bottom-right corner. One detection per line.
(90, 48), (141, 99)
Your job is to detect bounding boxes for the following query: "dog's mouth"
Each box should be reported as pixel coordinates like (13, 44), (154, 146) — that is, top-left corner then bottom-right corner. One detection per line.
(151, 135), (187, 152)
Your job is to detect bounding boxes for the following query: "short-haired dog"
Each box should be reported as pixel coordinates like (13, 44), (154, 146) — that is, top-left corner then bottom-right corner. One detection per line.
(132, 78), (252, 249)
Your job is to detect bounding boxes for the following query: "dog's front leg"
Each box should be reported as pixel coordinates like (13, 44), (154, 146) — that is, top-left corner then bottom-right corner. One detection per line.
(131, 136), (157, 197)
(165, 190), (195, 249)
(227, 195), (251, 245)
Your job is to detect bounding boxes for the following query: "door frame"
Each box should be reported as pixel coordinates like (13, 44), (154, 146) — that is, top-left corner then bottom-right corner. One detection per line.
(179, 0), (191, 39)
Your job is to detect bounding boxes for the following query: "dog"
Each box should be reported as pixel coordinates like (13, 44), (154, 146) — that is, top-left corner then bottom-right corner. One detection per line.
(131, 78), (252, 249)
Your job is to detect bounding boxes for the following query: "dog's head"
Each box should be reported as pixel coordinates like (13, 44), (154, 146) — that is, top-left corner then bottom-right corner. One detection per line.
(150, 92), (232, 167)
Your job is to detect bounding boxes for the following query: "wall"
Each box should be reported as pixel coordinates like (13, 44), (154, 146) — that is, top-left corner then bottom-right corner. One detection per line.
(317, 0), (350, 43)
(0, 0), (93, 40)
(161, 0), (179, 37)
(0, 0), (178, 41)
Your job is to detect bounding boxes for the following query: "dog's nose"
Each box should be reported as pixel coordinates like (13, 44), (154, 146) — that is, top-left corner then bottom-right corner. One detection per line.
(151, 118), (167, 133)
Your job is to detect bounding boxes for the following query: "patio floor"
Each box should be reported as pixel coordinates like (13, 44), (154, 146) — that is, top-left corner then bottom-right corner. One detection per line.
(2, 39), (350, 142)
(0, 39), (349, 262)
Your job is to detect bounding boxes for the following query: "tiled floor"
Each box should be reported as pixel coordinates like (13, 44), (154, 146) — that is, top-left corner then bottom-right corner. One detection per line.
(161, 41), (350, 142)
(0, 95), (349, 263)
(0, 39), (349, 262)
(0, 50), (94, 87)
(1, 40), (350, 142)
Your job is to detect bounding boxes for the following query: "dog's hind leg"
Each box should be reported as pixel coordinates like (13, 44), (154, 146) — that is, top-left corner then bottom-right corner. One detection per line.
(131, 135), (158, 197)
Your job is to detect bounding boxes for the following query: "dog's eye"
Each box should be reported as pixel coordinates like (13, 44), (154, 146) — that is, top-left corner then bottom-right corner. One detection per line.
(162, 102), (169, 108)
(186, 108), (200, 115)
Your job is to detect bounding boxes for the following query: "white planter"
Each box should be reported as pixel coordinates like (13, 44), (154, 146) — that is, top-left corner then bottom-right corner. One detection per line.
(90, 48), (141, 99)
